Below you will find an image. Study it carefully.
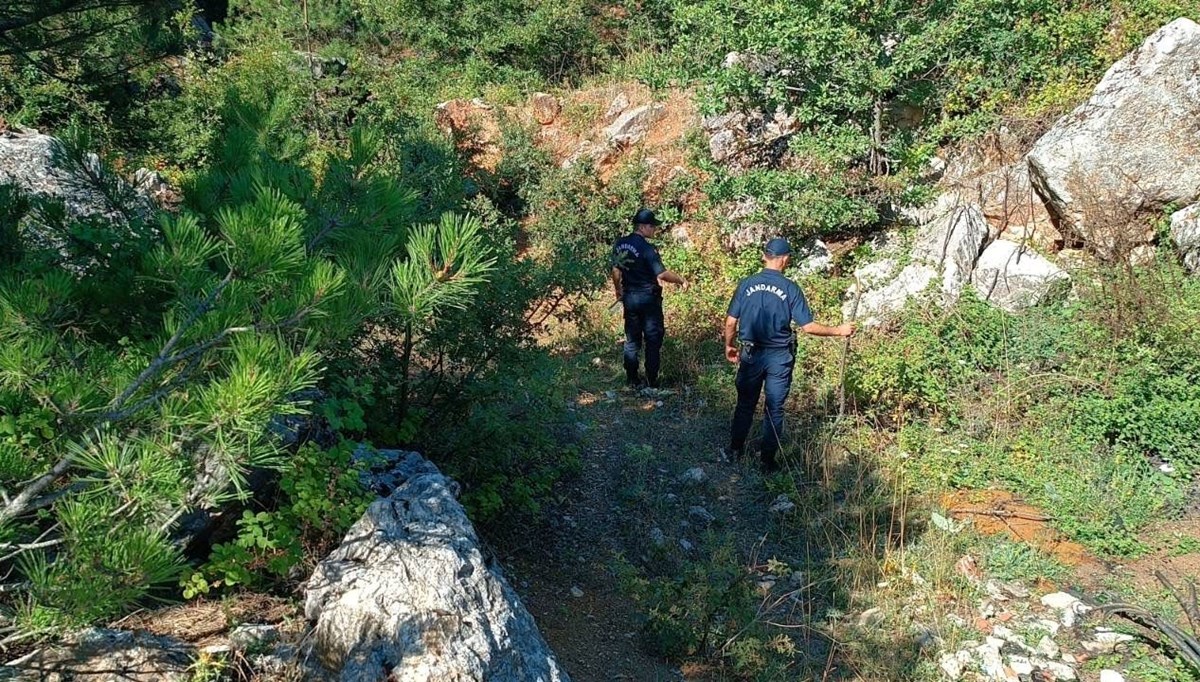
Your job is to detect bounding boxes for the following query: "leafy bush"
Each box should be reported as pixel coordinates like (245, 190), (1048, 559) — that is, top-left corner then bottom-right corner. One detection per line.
(186, 440), (377, 596)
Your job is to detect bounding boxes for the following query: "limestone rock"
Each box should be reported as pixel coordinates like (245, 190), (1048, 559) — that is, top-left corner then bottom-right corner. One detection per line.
(604, 104), (664, 145)
(790, 238), (834, 276)
(605, 92), (630, 119)
(971, 240), (1069, 312)
(304, 453), (568, 682)
(1026, 19), (1200, 252)
(847, 262), (938, 326)
(911, 205), (991, 298)
(1171, 203), (1200, 273)
(531, 92), (561, 125)
(4, 629), (194, 681)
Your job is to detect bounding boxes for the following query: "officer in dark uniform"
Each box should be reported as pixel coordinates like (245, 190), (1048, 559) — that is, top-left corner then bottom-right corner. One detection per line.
(611, 208), (687, 388)
(723, 238), (854, 471)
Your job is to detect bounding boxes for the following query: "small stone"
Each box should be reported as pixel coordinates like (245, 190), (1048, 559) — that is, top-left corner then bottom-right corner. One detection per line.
(1081, 631), (1135, 654)
(678, 467), (707, 486)
(1009, 655), (1034, 676)
(604, 390), (617, 401)
(1040, 592), (1081, 610)
(679, 538), (694, 552)
(570, 586), (584, 598)
(229, 624), (279, 650)
(649, 527), (666, 547)
(857, 607), (884, 628)
(688, 506), (716, 525)
(1099, 671), (1124, 682)
(1043, 660), (1077, 680)
(655, 400), (663, 407)
(531, 92), (560, 125)
(939, 651), (972, 680)
(756, 579), (777, 593)
(768, 494), (796, 515)
(1034, 636), (1060, 658)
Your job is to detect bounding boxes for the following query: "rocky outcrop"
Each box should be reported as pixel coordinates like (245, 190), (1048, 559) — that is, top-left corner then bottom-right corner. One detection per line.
(4, 629), (193, 681)
(1026, 18), (1200, 253)
(911, 205), (991, 298)
(1171, 203), (1200, 273)
(0, 130), (159, 224)
(971, 240), (1070, 312)
(847, 205), (990, 324)
(304, 450), (568, 682)
(702, 107), (800, 171)
(604, 104), (664, 145)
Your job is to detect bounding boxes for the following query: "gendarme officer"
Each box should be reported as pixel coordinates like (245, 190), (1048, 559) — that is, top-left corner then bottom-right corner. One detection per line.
(611, 208), (687, 389)
(723, 238), (854, 471)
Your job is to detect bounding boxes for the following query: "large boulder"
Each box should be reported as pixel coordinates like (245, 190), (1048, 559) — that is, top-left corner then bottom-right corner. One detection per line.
(911, 204), (991, 298)
(971, 240), (1070, 312)
(304, 451), (568, 682)
(1026, 18), (1200, 252)
(1171, 203), (1200, 273)
(848, 205), (990, 324)
(0, 130), (157, 224)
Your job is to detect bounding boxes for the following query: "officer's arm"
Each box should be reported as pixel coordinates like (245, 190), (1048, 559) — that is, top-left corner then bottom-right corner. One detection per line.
(610, 267), (623, 300)
(800, 321), (856, 337)
(657, 270), (686, 286)
(723, 316), (739, 363)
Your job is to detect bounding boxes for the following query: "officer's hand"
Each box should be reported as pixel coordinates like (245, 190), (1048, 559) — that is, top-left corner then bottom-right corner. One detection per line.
(679, 278), (690, 292)
(839, 322), (857, 338)
(725, 345), (739, 364)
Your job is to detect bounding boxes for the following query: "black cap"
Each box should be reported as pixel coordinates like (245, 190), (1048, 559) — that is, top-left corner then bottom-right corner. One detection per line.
(632, 208), (663, 226)
(764, 237), (791, 256)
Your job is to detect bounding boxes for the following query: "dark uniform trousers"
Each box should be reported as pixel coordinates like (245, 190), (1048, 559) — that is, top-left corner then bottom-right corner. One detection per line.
(730, 343), (795, 468)
(622, 291), (664, 386)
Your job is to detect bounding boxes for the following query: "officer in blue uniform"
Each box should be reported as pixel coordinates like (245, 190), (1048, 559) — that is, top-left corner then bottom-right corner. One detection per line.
(611, 208), (687, 388)
(723, 238), (854, 471)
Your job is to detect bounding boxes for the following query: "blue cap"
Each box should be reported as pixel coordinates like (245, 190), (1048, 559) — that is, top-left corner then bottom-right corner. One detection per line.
(764, 237), (791, 256)
(632, 208), (663, 226)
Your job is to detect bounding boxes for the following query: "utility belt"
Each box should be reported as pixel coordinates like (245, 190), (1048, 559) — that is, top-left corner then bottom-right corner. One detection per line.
(739, 338), (797, 355)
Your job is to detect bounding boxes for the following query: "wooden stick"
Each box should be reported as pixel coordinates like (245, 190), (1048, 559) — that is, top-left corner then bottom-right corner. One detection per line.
(949, 507), (1051, 522)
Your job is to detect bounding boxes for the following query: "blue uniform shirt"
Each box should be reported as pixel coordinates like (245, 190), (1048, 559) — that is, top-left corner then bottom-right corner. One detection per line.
(727, 269), (813, 347)
(612, 233), (666, 297)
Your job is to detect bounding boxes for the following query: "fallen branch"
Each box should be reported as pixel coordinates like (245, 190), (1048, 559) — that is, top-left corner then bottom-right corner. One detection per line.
(949, 507), (1050, 522)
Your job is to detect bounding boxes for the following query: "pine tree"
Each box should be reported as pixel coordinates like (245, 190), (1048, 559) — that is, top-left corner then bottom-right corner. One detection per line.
(0, 92), (494, 636)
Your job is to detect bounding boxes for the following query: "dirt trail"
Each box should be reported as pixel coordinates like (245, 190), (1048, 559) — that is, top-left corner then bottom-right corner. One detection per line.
(502, 375), (782, 681)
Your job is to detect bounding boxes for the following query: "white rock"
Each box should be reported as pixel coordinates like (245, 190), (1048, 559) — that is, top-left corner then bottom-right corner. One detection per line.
(939, 650), (973, 680)
(570, 586), (584, 598)
(678, 467), (707, 486)
(649, 527), (666, 547)
(1171, 203), (1200, 273)
(709, 129), (738, 163)
(1026, 19), (1200, 253)
(603, 104), (665, 145)
(976, 639), (1012, 681)
(971, 239), (1070, 311)
(605, 92), (630, 119)
(1008, 655), (1034, 676)
(1034, 636), (1060, 658)
(848, 262), (939, 326)
(1081, 631), (1135, 654)
(1100, 670), (1125, 682)
(303, 454), (569, 681)
(679, 538), (694, 552)
(911, 205), (992, 298)
(1042, 660), (1077, 680)
(791, 239), (834, 276)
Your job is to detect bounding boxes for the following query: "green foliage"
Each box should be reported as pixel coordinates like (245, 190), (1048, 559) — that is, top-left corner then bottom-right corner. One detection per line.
(188, 440), (376, 596)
